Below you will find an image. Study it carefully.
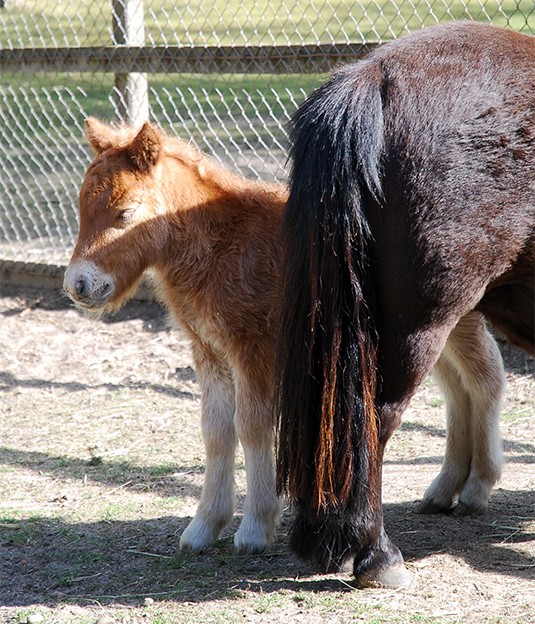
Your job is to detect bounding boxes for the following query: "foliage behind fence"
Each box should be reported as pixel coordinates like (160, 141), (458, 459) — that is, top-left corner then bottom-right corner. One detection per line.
(1, 0), (535, 271)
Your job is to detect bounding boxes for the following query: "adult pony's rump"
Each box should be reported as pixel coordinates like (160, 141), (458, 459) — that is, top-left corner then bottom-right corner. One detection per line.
(276, 21), (535, 588)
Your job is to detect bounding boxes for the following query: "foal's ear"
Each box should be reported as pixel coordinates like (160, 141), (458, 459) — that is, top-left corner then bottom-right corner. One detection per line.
(127, 122), (161, 173)
(85, 117), (116, 153)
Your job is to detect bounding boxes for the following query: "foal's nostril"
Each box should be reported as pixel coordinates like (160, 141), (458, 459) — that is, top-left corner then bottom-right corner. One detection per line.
(75, 278), (88, 299)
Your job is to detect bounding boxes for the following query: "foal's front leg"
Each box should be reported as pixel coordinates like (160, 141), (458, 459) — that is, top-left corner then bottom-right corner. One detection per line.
(180, 348), (237, 551)
(233, 370), (280, 554)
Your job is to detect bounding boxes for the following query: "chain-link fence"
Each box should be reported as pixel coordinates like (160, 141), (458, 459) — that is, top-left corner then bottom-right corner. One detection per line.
(2, 0), (535, 282)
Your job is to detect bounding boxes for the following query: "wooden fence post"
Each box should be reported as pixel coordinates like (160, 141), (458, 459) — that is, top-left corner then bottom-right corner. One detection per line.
(112, 0), (149, 125)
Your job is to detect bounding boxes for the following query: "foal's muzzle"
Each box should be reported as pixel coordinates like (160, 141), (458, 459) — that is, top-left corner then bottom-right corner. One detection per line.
(63, 260), (115, 310)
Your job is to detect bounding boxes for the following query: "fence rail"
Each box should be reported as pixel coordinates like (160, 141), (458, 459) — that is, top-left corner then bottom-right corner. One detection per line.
(0, 43), (375, 74)
(2, 0), (535, 287)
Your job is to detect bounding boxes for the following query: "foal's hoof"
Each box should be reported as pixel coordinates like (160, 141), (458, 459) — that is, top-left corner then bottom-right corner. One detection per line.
(356, 562), (413, 589)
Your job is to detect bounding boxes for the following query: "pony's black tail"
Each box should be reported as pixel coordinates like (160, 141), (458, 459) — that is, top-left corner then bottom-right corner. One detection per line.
(276, 60), (385, 571)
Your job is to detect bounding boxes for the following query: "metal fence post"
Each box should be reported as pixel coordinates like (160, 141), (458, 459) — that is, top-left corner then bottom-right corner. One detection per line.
(112, 0), (149, 125)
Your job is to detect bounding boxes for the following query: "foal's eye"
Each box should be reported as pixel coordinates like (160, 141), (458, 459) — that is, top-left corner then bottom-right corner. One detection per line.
(115, 206), (136, 225)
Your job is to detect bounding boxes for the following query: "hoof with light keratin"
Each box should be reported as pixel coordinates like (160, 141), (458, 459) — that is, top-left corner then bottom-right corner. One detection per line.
(355, 562), (413, 589)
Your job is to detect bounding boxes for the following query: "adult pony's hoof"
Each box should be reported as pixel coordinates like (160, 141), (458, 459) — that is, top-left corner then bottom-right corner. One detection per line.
(353, 533), (412, 589)
(356, 562), (413, 589)
(417, 498), (485, 516)
(452, 501), (485, 517)
(417, 499), (453, 515)
(355, 562), (413, 589)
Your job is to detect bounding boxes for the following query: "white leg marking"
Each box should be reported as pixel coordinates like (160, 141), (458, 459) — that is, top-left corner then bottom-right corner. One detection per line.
(454, 314), (504, 515)
(421, 311), (504, 515)
(233, 374), (280, 554)
(180, 349), (237, 551)
(422, 354), (473, 512)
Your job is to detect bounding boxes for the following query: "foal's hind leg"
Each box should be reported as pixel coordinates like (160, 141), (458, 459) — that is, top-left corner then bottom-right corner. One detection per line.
(180, 346), (237, 551)
(232, 369), (280, 554)
(420, 311), (504, 516)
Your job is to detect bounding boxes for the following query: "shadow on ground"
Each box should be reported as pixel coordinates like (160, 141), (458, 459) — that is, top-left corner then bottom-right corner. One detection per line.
(1, 489), (534, 608)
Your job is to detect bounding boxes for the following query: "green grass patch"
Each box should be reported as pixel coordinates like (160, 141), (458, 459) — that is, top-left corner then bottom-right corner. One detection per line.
(4, 0), (535, 49)
(501, 400), (535, 422)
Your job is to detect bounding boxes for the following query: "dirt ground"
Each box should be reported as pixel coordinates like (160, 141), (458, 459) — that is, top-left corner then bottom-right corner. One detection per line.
(1, 284), (534, 624)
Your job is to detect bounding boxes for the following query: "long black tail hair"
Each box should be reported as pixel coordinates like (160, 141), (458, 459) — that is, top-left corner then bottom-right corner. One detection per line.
(275, 59), (386, 570)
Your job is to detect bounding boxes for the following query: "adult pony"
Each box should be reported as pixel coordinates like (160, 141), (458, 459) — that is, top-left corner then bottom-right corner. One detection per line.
(276, 21), (535, 588)
(64, 118), (286, 554)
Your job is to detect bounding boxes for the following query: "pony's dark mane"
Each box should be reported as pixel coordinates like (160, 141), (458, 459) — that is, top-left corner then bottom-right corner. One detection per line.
(276, 60), (386, 569)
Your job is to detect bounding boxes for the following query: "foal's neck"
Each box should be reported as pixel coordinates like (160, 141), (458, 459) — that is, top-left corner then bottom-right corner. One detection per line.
(156, 149), (286, 280)
(153, 158), (285, 338)
(166, 147), (286, 229)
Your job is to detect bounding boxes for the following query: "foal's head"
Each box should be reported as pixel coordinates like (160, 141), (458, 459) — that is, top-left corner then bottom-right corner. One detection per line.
(64, 118), (174, 313)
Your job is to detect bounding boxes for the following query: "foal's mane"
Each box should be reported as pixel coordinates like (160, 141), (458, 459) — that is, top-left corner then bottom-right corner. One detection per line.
(162, 132), (287, 206)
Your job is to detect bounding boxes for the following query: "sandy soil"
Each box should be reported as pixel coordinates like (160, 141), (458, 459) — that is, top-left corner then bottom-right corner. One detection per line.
(1, 285), (534, 624)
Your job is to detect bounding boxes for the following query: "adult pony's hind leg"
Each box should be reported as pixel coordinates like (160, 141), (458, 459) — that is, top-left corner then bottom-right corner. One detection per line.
(180, 345), (237, 552)
(233, 368), (280, 555)
(348, 318), (482, 588)
(283, 315), (455, 589)
(420, 311), (505, 516)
